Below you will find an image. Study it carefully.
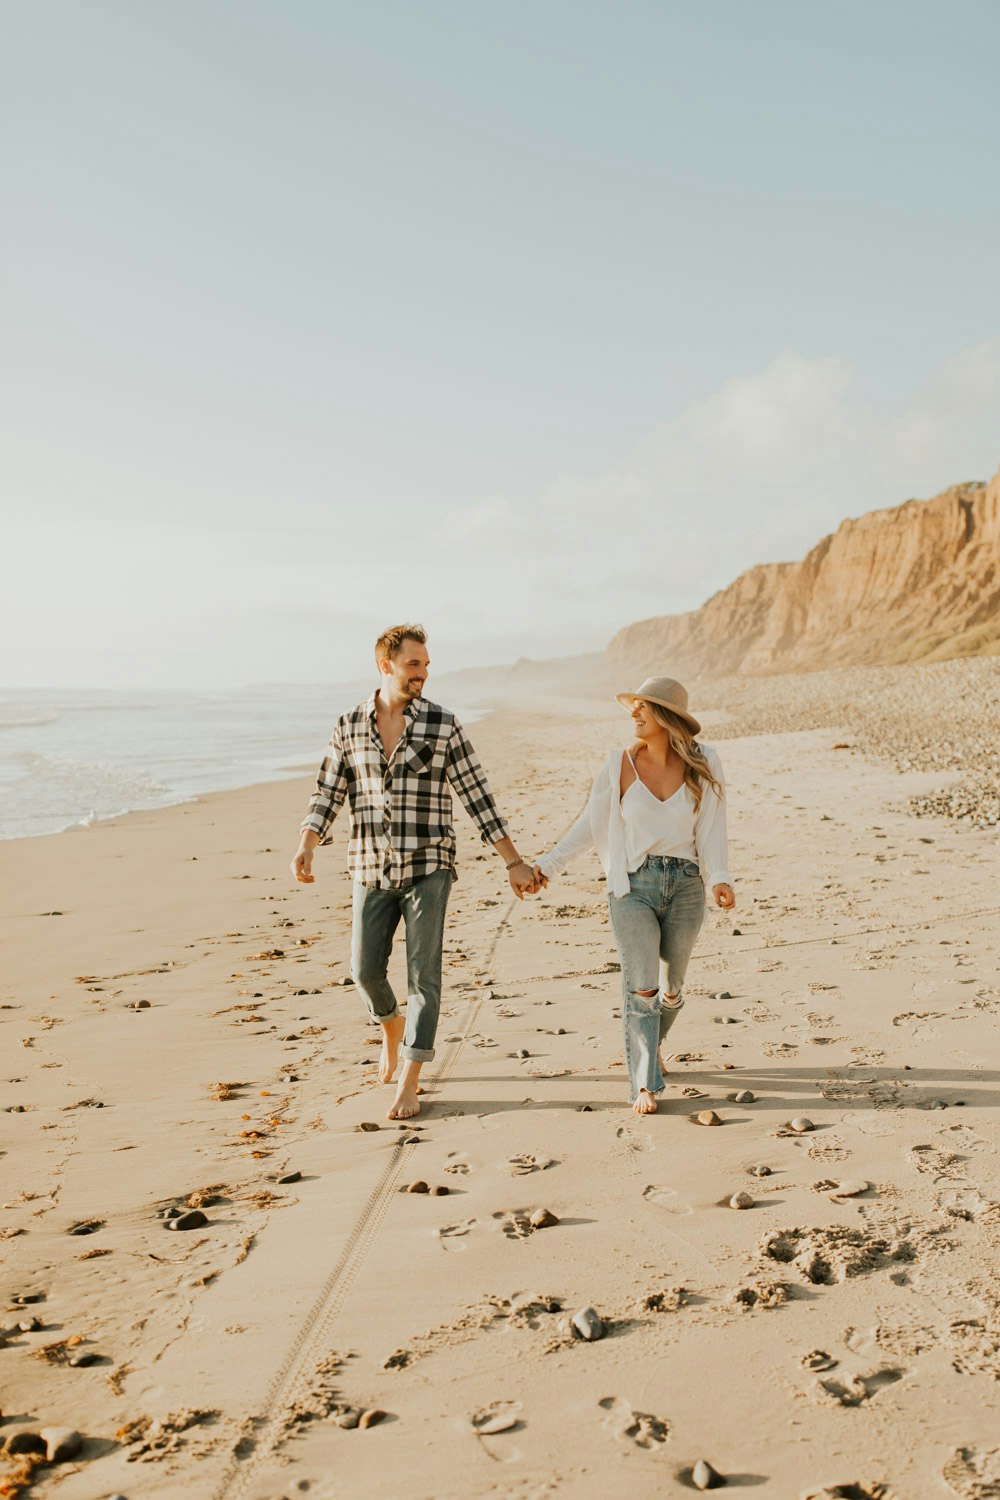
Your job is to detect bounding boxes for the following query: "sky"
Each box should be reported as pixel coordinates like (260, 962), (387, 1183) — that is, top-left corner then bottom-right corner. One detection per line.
(3, 0), (999, 689)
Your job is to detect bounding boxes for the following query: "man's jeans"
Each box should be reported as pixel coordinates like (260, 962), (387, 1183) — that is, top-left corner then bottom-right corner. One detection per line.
(350, 869), (452, 1063)
(607, 855), (706, 1103)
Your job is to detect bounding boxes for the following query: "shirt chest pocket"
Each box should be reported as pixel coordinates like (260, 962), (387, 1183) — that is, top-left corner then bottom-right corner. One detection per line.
(400, 740), (439, 777)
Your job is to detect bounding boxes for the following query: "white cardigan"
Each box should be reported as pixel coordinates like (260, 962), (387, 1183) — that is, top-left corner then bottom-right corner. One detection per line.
(536, 745), (732, 899)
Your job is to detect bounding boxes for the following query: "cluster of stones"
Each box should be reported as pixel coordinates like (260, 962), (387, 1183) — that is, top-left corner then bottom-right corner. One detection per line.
(701, 655), (1000, 829)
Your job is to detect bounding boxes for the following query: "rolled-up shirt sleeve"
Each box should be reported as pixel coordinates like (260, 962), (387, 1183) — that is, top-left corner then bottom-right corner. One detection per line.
(300, 724), (349, 845)
(695, 747), (731, 889)
(445, 721), (509, 846)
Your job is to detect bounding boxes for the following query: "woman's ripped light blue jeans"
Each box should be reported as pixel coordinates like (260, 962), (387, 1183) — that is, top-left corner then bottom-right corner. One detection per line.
(607, 855), (706, 1104)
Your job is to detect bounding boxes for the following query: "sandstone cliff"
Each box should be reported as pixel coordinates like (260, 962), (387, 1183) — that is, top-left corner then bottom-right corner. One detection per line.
(606, 466), (1000, 680)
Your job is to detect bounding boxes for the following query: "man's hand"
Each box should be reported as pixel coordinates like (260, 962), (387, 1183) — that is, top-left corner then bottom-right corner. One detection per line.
(291, 832), (320, 884)
(507, 860), (540, 900)
(531, 864), (549, 893)
(713, 883), (735, 910)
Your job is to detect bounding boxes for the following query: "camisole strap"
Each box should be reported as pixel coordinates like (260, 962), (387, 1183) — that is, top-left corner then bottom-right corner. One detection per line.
(624, 746), (638, 774)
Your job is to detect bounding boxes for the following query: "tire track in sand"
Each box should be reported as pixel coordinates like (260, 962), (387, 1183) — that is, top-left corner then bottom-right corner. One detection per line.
(211, 897), (517, 1499)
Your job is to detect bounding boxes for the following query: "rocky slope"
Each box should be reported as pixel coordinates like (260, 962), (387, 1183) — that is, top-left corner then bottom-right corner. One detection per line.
(606, 466), (1000, 679)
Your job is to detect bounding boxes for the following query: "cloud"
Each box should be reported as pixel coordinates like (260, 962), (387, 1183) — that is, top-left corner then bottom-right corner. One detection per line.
(435, 339), (1000, 643)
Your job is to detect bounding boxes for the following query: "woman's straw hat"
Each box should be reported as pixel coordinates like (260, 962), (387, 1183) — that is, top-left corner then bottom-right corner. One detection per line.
(615, 676), (701, 735)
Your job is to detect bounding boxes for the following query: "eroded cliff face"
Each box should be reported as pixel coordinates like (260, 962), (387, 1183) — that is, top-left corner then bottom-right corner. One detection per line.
(606, 468), (1000, 680)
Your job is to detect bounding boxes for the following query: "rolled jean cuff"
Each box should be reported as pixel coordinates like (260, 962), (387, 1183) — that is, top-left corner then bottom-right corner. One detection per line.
(372, 1006), (401, 1023)
(401, 1043), (435, 1063)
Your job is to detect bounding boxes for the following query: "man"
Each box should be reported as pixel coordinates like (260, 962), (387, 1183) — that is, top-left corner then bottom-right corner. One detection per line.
(291, 624), (538, 1120)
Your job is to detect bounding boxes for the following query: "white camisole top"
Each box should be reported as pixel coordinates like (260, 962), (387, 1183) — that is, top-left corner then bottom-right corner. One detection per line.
(621, 748), (700, 872)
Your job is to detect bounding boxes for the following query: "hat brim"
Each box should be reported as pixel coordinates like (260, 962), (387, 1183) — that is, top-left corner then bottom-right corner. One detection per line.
(615, 691), (701, 736)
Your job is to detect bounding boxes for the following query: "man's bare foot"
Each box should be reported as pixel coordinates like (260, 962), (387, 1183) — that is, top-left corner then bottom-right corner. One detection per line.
(387, 1081), (420, 1120)
(378, 1015), (405, 1084)
(388, 1061), (423, 1120)
(633, 1089), (657, 1115)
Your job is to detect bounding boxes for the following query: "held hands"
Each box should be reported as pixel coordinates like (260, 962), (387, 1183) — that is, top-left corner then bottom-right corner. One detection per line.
(713, 883), (735, 910)
(507, 860), (549, 900)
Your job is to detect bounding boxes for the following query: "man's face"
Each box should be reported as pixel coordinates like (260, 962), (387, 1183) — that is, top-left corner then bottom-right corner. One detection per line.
(379, 640), (429, 701)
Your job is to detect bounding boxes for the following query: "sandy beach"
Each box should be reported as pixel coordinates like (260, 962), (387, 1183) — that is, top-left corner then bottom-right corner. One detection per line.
(3, 695), (1000, 1499)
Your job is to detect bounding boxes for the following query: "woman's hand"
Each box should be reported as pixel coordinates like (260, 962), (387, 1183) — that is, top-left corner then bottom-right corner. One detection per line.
(532, 864), (549, 892)
(712, 883), (735, 910)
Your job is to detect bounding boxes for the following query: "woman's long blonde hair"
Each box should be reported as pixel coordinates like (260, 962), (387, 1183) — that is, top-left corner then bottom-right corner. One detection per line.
(634, 702), (722, 809)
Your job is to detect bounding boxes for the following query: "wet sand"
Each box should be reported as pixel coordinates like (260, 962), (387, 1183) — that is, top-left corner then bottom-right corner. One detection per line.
(3, 698), (1000, 1499)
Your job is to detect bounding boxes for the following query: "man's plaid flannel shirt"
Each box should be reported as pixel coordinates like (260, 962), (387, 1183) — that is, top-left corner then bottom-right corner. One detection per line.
(300, 692), (509, 889)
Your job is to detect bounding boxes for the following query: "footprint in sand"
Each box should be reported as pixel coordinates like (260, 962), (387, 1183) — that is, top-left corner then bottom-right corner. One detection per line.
(809, 1139), (852, 1163)
(813, 1367), (905, 1406)
(943, 1447), (1000, 1500)
(598, 1395), (669, 1449)
(505, 1154), (556, 1176)
(910, 1143), (966, 1178)
(615, 1124), (651, 1154)
(642, 1184), (693, 1216)
(763, 1041), (798, 1058)
(438, 1219), (476, 1250)
(444, 1152), (471, 1175)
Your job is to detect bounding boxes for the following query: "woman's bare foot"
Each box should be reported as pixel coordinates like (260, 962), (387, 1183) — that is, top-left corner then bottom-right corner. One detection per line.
(378, 1015), (405, 1084)
(633, 1089), (657, 1115)
(387, 1060), (422, 1120)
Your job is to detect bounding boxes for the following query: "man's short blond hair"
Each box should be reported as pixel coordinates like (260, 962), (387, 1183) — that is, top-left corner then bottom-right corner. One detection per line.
(375, 624), (427, 666)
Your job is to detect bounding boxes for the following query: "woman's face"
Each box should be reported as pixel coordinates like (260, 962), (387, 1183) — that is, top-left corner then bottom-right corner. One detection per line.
(629, 698), (662, 742)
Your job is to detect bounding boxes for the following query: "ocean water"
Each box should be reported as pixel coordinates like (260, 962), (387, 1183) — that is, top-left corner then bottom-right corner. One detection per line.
(0, 685), (482, 841)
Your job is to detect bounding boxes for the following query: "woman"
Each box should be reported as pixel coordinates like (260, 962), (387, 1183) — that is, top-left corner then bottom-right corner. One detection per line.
(534, 677), (735, 1116)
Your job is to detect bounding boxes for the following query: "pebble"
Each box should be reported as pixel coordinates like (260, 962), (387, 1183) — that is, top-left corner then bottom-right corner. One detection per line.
(339, 976), (354, 987)
(356, 1122), (380, 1132)
(17, 1316), (43, 1332)
(69, 1351), (102, 1367)
(5, 1431), (47, 1456)
(516, 1049), (530, 1059)
(528, 1208), (559, 1229)
(801, 1349), (838, 1371)
(337, 1409), (360, 1429)
(159, 1206), (182, 1220)
(715, 990), (733, 1000)
(578, 1104), (593, 1112)
(10, 1292), (45, 1304)
(928, 1099), (948, 1110)
(41, 1426), (84, 1463)
(571, 1306), (604, 1341)
(789, 1117), (815, 1133)
(729, 1192), (754, 1210)
(406, 1181), (430, 1195)
(358, 1408), (386, 1429)
(734, 1090), (756, 1103)
(276, 1170), (302, 1185)
(692, 1457), (726, 1489)
(693, 1110), (722, 1126)
(750, 1165), (772, 1177)
(165, 1209), (208, 1231)
(430, 1185), (449, 1197)
(402, 1134), (422, 1144)
(127, 1000), (151, 1010)
(473, 1411), (519, 1435)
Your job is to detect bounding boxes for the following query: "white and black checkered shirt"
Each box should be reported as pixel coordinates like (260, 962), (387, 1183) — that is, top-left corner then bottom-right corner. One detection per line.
(300, 692), (509, 889)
